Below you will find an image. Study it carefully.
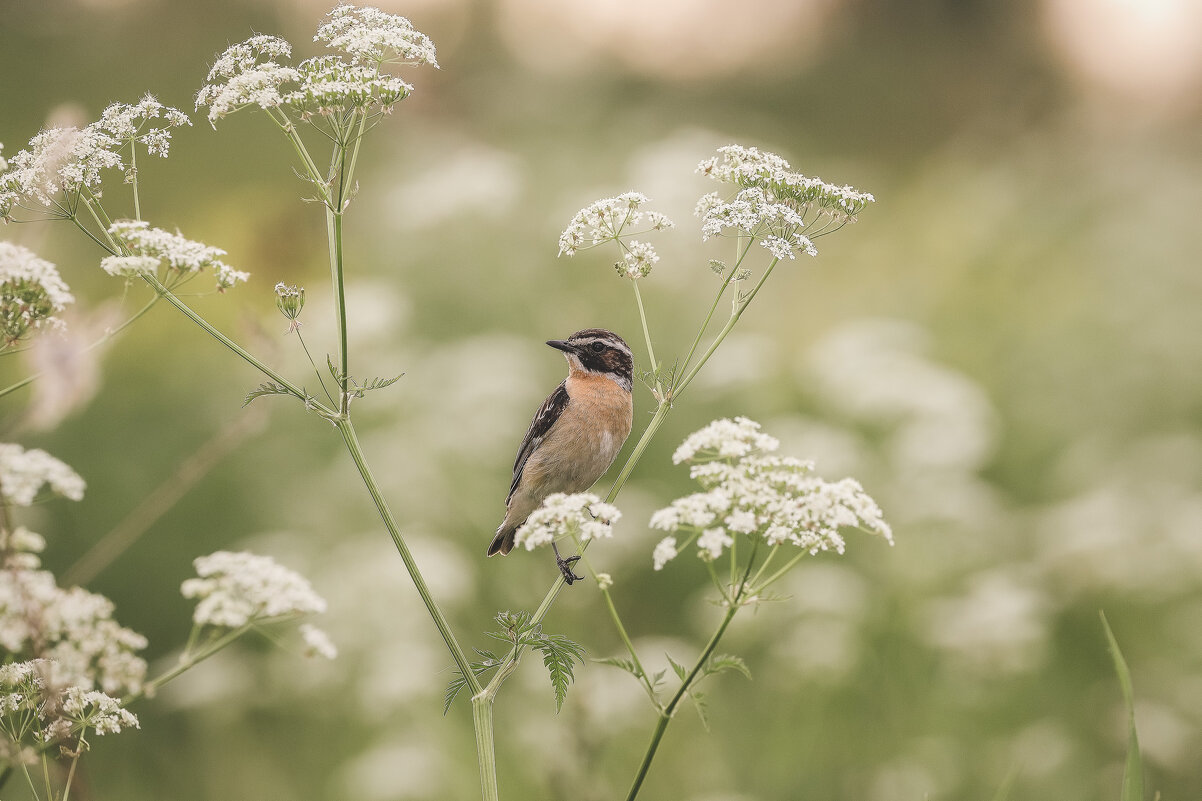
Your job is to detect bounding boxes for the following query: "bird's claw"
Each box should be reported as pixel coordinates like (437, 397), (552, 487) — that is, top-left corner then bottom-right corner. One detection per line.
(556, 555), (584, 585)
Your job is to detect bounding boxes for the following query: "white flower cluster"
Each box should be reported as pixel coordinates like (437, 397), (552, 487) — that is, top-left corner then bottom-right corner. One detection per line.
(287, 55), (412, 115)
(59, 686), (140, 737)
(694, 144), (874, 259)
(671, 416), (780, 463)
(104, 219), (248, 290)
(650, 418), (892, 569)
(96, 95), (191, 157)
(0, 442), (85, 506)
(0, 660), (138, 747)
(196, 6), (436, 124)
(315, 4), (439, 67)
(181, 551), (329, 629)
(0, 526), (46, 571)
(0, 241), (74, 347)
(195, 35), (301, 125)
(299, 623), (338, 659)
(0, 98), (189, 219)
(558, 191), (675, 278)
(514, 492), (622, 551)
(0, 126), (120, 218)
(0, 568), (149, 695)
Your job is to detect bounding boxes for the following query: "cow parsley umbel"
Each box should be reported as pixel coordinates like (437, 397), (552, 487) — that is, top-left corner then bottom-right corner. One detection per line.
(558, 192), (675, 280)
(514, 493), (622, 551)
(0, 242), (74, 349)
(181, 551), (328, 629)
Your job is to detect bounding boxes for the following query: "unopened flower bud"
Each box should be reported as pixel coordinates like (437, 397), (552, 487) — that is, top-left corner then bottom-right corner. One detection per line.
(274, 283), (305, 320)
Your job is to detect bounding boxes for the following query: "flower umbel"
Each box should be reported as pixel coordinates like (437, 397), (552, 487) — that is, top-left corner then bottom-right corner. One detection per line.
(195, 35), (301, 125)
(315, 4), (439, 67)
(514, 493), (622, 551)
(0, 442), (85, 506)
(105, 220), (248, 291)
(558, 192), (675, 268)
(0, 242), (74, 348)
(650, 418), (891, 570)
(181, 551), (328, 629)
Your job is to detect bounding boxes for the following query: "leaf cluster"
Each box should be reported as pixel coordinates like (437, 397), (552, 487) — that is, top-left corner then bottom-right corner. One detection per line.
(444, 611), (586, 714)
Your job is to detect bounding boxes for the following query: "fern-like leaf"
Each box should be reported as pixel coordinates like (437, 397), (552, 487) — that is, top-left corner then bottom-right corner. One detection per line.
(243, 382), (295, 407)
(442, 649), (503, 715)
(348, 373), (404, 399)
(705, 653), (751, 681)
(534, 634), (586, 713)
(666, 653), (688, 681)
(596, 656), (640, 678)
(690, 689), (711, 732)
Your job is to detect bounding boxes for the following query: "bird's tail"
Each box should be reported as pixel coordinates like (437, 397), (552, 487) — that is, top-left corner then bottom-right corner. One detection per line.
(486, 523), (515, 557)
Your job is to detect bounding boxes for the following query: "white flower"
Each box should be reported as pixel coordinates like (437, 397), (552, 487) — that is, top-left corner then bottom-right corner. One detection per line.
(106, 220), (247, 291)
(649, 418), (892, 573)
(595, 572), (614, 590)
(299, 623), (338, 659)
(0, 443), (85, 505)
(0, 569), (148, 695)
(671, 416), (780, 463)
(652, 536), (678, 570)
(181, 551), (328, 628)
(196, 35), (301, 125)
(100, 255), (159, 279)
(514, 492), (622, 551)
(558, 191), (673, 258)
(697, 527), (733, 561)
(285, 55), (413, 114)
(315, 4), (439, 67)
(96, 95), (191, 158)
(616, 240), (659, 279)
(0, 242), (74, 346)
(58, 687), (139, 737)
(0, 126), (122, 214)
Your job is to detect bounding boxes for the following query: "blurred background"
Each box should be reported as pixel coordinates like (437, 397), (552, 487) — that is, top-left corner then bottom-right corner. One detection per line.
(3, 0), (1202, 798)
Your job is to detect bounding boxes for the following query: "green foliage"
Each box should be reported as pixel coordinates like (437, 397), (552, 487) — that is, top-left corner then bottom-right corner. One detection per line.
(243, 382), (298, 406)
(346, 373), (403, 400)
(461, 611), (587, 713)
(443, 648), (503, 716)
(704, 653), (751, 681)
(1101, 611), (1144, 801)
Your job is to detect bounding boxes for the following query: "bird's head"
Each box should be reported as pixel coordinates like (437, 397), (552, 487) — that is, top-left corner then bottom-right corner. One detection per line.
(546, 328), (633, 391)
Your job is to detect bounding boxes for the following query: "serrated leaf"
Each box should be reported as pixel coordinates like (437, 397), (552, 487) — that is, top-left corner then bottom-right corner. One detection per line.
(1101, 611), (1143, 801)
(705, 653), (751, 681)
(243, 382), (295, 406)
(689, 690), (710, 732)
(666, 653), (688, 681)
(533, 634), (586, 713)
(596, 656), (640, 677)
(651, 669), (667, 692)
(327, 354), (343, 383)
(443, 654), (501, 715)
(348, 373), (404, 399)
(708, 259), (727, 276)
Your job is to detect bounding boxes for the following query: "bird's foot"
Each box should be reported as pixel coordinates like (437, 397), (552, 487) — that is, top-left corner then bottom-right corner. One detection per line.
(556, 554), (584, 585)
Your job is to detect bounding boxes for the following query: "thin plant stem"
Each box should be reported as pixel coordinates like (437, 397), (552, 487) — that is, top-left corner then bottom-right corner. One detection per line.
(0, 294), (160, 401)
(600, 584), (660, 706)
(631, 281), (662, 398)
(294, 328), (337, 406)
(130, 144), (141, 221)
(624, 544), (757, 801)
(61, 751), (82, 801)
(335, 419), (479, 691)
(139, 274), (329, 415)
(750, 549), (808, 593)
(326, 210), (349, 413)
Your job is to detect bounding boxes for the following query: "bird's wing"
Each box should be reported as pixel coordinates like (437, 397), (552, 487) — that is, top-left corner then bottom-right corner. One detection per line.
(508, 380), (570, 504)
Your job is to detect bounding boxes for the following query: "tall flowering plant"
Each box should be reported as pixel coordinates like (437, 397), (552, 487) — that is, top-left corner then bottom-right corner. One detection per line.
(0, 4), (889, 800)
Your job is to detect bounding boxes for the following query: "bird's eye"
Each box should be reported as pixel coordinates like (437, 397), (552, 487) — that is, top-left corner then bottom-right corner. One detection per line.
(590, 341), (605, 353)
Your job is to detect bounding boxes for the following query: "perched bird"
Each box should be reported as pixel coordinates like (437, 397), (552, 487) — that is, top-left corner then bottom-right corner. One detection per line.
(488, 328), (634, 583)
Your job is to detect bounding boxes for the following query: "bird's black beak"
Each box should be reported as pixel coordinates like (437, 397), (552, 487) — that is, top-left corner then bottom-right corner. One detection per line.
(546, 339), (573, 353)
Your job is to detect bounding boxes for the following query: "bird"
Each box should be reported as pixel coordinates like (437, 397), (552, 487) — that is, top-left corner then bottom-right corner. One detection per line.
(488, 328), (634, 584)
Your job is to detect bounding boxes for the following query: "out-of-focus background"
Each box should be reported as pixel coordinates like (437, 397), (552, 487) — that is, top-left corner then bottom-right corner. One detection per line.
(3, 0), (1202, 798)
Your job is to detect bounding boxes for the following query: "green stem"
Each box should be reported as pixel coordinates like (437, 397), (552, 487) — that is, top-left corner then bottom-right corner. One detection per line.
(631, 281), (662, 398)
(61, 751), (81, 801)
(326, 210), (349, 413)
(624, 605), (739, 801)
(674, 256), (781, 397)
(269, 111), (330, 205)
(124, 623), (253, 706)
(600, 585), (660, 707)
(625, 545), (757, 801)
(139, 275), (328, 415)
(471, 695), (500, 801)
(130, 144), (141, 221)
(749, 548), (808, 593)
(295, 328), (337, 406)
(0, 295), (160, 401)
(335, 419), (480, 692)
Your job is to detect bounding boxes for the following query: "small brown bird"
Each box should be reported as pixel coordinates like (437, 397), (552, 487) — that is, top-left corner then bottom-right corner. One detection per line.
(488, 328), (634, 583)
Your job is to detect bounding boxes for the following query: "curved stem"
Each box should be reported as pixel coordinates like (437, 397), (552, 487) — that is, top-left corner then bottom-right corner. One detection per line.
(140, 274), (329, 415)
(336, 419), (480, 693)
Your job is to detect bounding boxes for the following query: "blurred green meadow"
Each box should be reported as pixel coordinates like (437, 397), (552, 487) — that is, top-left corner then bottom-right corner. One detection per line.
(3, 0), (1202, 798)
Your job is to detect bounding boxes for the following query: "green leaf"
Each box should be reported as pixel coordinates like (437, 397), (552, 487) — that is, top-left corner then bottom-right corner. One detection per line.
(1100, 611), (1144, 801)
(348, 373), (404, 399)
(596, 656), (640, 678)
(705, 653), (751, 681)
(666, 653), (688, 681)
(689, 690), (710, 732)
(708, 259), (727, 276)
(533, 633), (587, 713)
(243, 382), (295, 407)
(442, 650), (502, 715)
(326, 354), (343, 383)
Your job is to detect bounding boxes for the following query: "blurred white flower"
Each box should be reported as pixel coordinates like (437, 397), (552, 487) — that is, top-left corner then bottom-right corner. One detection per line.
(0, 241), (73, 347)
(181, 550), (328, 628)
(652, 536), (678, 570)
(921, 570), (1049, 674)
(671, 416), (779, 463)
(299, 623), (338, 660)
(514, 492), (621, 551)
(0, 442), (85, 505)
